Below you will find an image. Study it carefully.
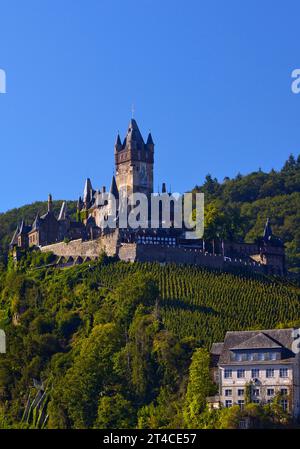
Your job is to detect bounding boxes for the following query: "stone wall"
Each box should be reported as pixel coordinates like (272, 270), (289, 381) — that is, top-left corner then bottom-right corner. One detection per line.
(40, 231), (119, 258)
(118, 243), (137, 262)
(40, 237), (269, 274)
(120, 243), (266, 273)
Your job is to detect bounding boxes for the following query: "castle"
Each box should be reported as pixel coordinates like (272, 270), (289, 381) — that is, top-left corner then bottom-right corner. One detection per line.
(10, 119), (286, 275)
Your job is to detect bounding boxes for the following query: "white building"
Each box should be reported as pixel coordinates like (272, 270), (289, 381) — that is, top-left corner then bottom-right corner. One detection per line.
(210, 328), (300, 419)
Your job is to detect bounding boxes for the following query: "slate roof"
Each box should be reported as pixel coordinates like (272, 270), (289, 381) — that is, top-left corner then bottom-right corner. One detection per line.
(211, 342), (224, 367)
(123, 119), (145, 148)
(211, 342), (224, 355)
(31, 213), (41, 231)
(18, 220), (32, 235)
(83, 178), (95, 204)
(58, 201), (67, 221)
(10, 225), (19, 246)
(230, 332), (283, 350)
(109, 175), (119, 198)
(115, 134), (122, 147)
(146, 132), (154, 145)
(213, 328), (295, 365)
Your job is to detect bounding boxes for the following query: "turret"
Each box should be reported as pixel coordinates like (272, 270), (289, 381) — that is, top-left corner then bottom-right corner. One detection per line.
(9, 224), (19, 249)
(114, 133), (122, 153)
(146, 132), (154, 152)
(115, 119), (154, 196)
(77, 196), (83, 212)
(109, 175), (119, 199)
(32, 213), (41, 230)
(48, 194), (53, 213)
(83, 178), (93, 208)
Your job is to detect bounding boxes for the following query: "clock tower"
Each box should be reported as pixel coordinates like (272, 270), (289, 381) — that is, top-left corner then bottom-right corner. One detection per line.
(114, 119), (154, 198)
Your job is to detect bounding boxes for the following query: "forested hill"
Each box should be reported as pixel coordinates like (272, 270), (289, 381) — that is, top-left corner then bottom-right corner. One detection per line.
(0, 154), (299, 271)
(193, 154), (300, 273)
(0, 259), (300, 429)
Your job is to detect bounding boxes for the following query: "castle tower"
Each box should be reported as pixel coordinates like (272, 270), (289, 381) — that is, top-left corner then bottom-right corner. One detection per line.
(115, 119), (154, 198)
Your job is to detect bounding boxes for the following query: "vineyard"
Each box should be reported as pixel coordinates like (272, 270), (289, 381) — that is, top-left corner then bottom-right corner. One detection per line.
(42, 261), (300, 347)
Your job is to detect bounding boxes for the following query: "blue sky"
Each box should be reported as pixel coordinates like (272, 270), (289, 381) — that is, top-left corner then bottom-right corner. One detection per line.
(0, 0), (299, 212)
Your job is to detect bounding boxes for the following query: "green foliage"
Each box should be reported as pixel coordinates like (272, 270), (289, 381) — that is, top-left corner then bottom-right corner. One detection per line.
(0, 259), (299, 429)
(95, 394), (136, 429)
(193, 154), (300, 272)
(183, 348), (215, 427)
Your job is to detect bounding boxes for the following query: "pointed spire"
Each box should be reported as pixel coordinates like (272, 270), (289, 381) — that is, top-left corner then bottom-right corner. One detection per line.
(125, 118), (145, 147)
(32, 213), (41, 230)
(58, 201), (67, 221)
(18, 220), (26, 235)
(263, 218), (273, 242)
(115, 134), (121, 146)
(48, 194), (53, 212)
(10, 224), (20, 246)
(114, 133), (122, 152)
(109, 175), (119, 199)
(146, 132), (154, 145)
(77, 196), (83, 211)
(83, 178), (93, 204)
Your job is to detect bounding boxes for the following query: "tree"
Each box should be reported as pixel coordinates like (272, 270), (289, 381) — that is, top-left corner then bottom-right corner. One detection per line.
(183, 348), (215, 428)
(95, 394), (136, 429)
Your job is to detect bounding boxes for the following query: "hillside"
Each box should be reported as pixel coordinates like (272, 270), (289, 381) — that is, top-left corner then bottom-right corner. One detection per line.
(0, 154), (299, 272)
(193, 154), (300, 273)
(0, 259), (299, 428)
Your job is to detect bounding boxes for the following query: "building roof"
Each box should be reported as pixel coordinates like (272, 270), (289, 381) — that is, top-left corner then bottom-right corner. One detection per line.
(230, 332), (283, 350)
(31, 213), (41, 231)
(115, 133), (122, 146)
(263, 218), (273, 241)
(58, 201), (67, 221)
(10, 225), (19, 246)
(211, 342), (224, 355)
(214, 328), (295, 365)
(109, 175), (119, 198)
(123, 119), (145, 148)
(83, 178), (93, 203)
(18, 220), (32, 236)
(146, 132), (154, 145)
